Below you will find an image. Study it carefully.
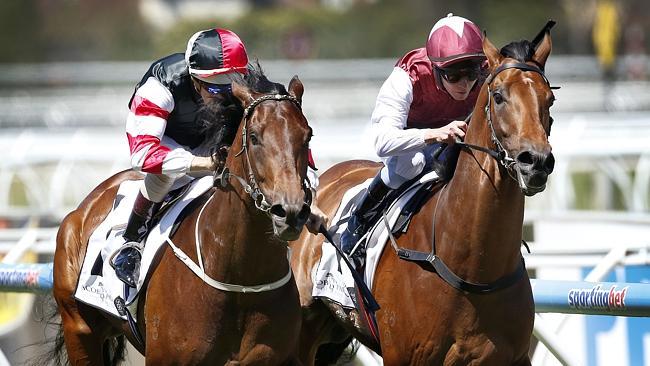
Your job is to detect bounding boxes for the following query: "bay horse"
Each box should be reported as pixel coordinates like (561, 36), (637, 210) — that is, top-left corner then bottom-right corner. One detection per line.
(291, 31), (556, 365)
(53, 67), (312, 365)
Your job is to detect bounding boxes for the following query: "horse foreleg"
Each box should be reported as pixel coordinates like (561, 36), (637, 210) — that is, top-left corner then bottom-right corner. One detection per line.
(60, 310), (106, 365)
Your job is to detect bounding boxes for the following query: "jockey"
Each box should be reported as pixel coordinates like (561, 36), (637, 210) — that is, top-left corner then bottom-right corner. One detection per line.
(340, 14), (487, 255)
(112, 28), (326, 287)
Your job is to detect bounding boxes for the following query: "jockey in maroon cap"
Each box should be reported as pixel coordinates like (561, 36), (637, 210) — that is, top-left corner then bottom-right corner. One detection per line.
(341, 14), (487, 256)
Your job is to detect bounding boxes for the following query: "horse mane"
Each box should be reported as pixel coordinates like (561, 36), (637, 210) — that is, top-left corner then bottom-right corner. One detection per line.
(241, 60), (289, 95)
(499, 40), (535, 63)
(198, 61), (287, 156)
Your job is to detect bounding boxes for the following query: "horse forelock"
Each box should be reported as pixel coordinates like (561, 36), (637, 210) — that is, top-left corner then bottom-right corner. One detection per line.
(241, 61), (288, 96)
(197, 62), (294, 159)
(499, 40), (535, 63)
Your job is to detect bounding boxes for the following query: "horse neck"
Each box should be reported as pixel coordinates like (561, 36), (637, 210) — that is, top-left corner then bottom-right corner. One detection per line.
(196, 145), (289, 285)
(439, 89), (525, 281)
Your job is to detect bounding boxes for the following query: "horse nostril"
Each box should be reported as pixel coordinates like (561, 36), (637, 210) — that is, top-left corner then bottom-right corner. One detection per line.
(270, 204), (286, 218)
(516, 151), (534, 166)
(297, 204), (311, 222)
(544, 153), (555, 173)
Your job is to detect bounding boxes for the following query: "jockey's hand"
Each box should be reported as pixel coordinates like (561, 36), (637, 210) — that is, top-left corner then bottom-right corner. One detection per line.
(423, 120), (467, 145)
(189, 156), (216, 172)
(306, 204), (328, 235)
(213, 146), (229, 172)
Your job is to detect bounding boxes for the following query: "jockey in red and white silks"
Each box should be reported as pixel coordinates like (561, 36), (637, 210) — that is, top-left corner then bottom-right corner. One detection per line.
(114, 28), (326, 287)
(340, 14), (487, 255)
(113, 28), (251, 287)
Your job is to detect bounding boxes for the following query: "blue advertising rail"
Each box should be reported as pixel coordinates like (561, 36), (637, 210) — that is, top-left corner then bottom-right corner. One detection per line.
(1, 262), (650, 318)
(0, 263), (53, 293)
(531, 278), (650, 317)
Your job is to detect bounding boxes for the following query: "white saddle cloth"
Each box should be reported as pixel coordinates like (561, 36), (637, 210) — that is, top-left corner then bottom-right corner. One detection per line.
(74, 176), (213, 320)
(311, 171), (439, 308)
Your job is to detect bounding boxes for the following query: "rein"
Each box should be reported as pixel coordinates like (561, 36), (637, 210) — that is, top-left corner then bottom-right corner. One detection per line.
(168, 92), (308, 293)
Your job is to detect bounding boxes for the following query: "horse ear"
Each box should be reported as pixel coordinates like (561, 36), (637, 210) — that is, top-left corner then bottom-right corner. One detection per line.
(288, 75), (304, 104)
(482, 33), (502, 71)
(532, 32), (552, 68)
(232, 81), (253, 107)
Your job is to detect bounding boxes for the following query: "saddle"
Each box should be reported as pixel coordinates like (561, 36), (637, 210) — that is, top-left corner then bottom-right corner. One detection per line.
(75, 177), (214, 322)
(336, 143), (460, 264)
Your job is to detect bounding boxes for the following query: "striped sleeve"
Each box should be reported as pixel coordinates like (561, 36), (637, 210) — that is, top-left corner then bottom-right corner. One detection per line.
(125, 77), (193, 176)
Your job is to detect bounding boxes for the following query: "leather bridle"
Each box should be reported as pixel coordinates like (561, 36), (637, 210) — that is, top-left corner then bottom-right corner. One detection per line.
(216, 93), (313, 212)
(456, 62), (554, 191)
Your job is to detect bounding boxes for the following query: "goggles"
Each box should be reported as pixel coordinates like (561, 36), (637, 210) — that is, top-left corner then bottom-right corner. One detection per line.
(438, 66), (480, 83)
(204, 83), (232, 95)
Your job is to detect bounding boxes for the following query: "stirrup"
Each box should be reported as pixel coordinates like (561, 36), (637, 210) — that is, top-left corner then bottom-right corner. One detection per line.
(341, 228), (371, 258)
(110, 242), (143, 288)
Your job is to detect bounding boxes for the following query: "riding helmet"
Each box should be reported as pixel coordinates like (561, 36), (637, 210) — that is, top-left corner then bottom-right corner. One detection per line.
(185, 28), (249, 84)
(426, 14), (485, 69)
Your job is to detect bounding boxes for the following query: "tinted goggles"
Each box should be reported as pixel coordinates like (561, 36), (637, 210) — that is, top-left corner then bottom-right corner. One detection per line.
(438, 66), (480, 83)
(204, 82), (232, 95)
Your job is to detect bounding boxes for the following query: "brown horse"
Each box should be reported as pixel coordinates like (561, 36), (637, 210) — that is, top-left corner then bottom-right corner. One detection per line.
(53, 68), (313, 365)
(291, 32), (556, 365)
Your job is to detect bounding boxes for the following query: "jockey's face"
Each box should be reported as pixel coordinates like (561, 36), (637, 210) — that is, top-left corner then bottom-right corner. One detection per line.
(191, 77), (233, 104)
(442, 76), (476, 101)
(437, 61), (481, 101)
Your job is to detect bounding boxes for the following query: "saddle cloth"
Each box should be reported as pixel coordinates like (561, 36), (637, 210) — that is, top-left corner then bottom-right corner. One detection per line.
(312, 171), (439, 308)
(74, 176), (214, 320)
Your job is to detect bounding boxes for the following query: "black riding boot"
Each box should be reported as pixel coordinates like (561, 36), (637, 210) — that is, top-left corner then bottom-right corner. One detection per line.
(340, 173), (392, 255)
(111, 192), (159, 287)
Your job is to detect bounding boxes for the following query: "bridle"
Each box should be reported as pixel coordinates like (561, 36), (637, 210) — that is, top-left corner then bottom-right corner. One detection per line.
(456, 62), (554, 190)
(392, 62), (556, 293)
(165, 92), (311, 294)
(216, 93), (312, 212)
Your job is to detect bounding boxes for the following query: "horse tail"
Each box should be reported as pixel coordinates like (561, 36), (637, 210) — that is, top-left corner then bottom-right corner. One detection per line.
(314, 336), (356, 366)
(102, 335), (127, 366)
(51, 322), (68, 365)
(23, 296), (68, 366)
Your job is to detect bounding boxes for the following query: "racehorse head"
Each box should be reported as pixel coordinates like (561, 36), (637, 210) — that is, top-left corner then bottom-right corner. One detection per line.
(227, 66), (312, 241)
(479, 32), (556, 196)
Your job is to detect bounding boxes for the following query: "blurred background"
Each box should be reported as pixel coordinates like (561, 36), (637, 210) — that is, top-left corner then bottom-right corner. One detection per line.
(1, 0), (649, 365)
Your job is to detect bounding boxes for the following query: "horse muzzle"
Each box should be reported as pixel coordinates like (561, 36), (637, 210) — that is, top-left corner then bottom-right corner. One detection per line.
(269, 202), (311, 241)
(515, 150), (555, 196)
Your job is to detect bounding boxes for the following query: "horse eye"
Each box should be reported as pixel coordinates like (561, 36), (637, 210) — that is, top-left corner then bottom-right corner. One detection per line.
(250, 134), (260, 145)
(493, 92), (504, 105)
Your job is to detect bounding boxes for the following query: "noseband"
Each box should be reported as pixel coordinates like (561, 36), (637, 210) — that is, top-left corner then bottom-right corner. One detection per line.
(457, 62), (553, 189)
(216, 93), (312, 212)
